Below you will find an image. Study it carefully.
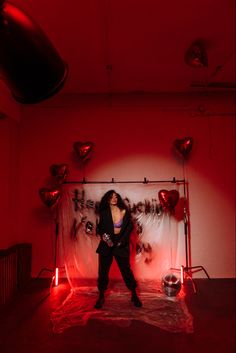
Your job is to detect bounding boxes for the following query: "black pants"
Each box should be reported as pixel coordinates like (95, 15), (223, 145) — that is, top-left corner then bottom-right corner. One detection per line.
(97, 253), (137, 292)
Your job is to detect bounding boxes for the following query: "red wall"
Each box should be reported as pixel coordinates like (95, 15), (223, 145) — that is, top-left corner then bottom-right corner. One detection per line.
(0, 83), (21, 248)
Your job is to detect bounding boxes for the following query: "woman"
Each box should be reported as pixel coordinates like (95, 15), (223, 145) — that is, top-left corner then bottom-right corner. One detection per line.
(95, 189), (142, 309)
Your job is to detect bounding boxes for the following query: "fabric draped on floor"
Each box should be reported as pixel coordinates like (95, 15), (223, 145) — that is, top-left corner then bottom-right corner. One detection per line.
(51, 279), (193, 334)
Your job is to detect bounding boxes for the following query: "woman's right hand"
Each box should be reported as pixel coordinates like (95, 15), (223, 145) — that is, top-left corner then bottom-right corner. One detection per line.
(102, 233), (114, 247)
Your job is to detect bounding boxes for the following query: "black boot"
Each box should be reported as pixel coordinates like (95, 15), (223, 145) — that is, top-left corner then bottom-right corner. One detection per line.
(131, 289), (142, 307)
(94, 291), (105, 309)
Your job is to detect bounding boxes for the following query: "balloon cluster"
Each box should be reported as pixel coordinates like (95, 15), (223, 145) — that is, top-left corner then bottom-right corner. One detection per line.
(39, 163), (69, 209)
(38, 140), (95, 210)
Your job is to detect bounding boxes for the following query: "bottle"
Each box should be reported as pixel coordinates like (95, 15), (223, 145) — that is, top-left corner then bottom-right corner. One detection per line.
(102, 233), (113, 247)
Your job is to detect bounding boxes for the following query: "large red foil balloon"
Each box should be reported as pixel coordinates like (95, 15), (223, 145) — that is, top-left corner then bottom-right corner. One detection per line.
(73, 141), (94, 162)
(158, 190), (179, 211)
(174, 137), (193, 158)
(0, 1), (68, 104)
(49, 163), (69, 183)
(39, 188), (61, 208)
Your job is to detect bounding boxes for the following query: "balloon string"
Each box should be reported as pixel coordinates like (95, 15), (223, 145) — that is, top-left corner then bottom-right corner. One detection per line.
(169, 215), (173, 268)
(82, 163), (87, 181)
(182, 159), (186, 183)
(182, 159), (188, 204)
(104, 0), (113, 105)
(207, 116), (213, 159)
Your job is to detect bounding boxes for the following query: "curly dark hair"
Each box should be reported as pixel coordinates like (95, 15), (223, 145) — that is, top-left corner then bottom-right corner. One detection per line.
(99, 189), (127, 212)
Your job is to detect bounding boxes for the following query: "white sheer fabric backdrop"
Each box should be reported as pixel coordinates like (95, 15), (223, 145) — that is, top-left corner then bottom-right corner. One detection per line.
(58, 183), (182, 290)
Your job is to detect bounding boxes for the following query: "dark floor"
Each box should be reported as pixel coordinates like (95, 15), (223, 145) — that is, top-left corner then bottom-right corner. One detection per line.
(0, 278), (235, 353)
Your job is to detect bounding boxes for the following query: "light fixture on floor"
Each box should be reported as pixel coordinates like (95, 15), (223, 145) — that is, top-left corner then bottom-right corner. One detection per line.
(180, 265), (184, 284)
(0, 0), (68, 104)
(37, 217), (61, 288)
(55, 267), (59, 286)
(52, 267), (59, 287)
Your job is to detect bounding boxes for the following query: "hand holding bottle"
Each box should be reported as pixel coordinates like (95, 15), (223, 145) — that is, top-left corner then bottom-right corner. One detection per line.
(102, 233), (113, 247)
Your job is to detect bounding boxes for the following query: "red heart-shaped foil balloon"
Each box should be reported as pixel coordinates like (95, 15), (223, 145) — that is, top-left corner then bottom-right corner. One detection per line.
(174, 137), (193, 158)
(158, 189), (180, 211)
(73, 141), (94, 162)
(39, 188), (61, 208)
(49, 163), (69, 183)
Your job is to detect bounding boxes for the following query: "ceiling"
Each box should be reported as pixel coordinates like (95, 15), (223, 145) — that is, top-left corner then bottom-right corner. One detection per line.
(3, 0), (236, 95)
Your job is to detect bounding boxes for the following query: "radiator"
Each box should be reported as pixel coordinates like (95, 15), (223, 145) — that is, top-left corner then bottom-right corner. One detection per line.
(0, 243), (32, 306)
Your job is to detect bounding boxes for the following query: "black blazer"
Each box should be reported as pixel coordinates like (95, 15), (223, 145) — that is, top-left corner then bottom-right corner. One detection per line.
(96, 208), (133, 257)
